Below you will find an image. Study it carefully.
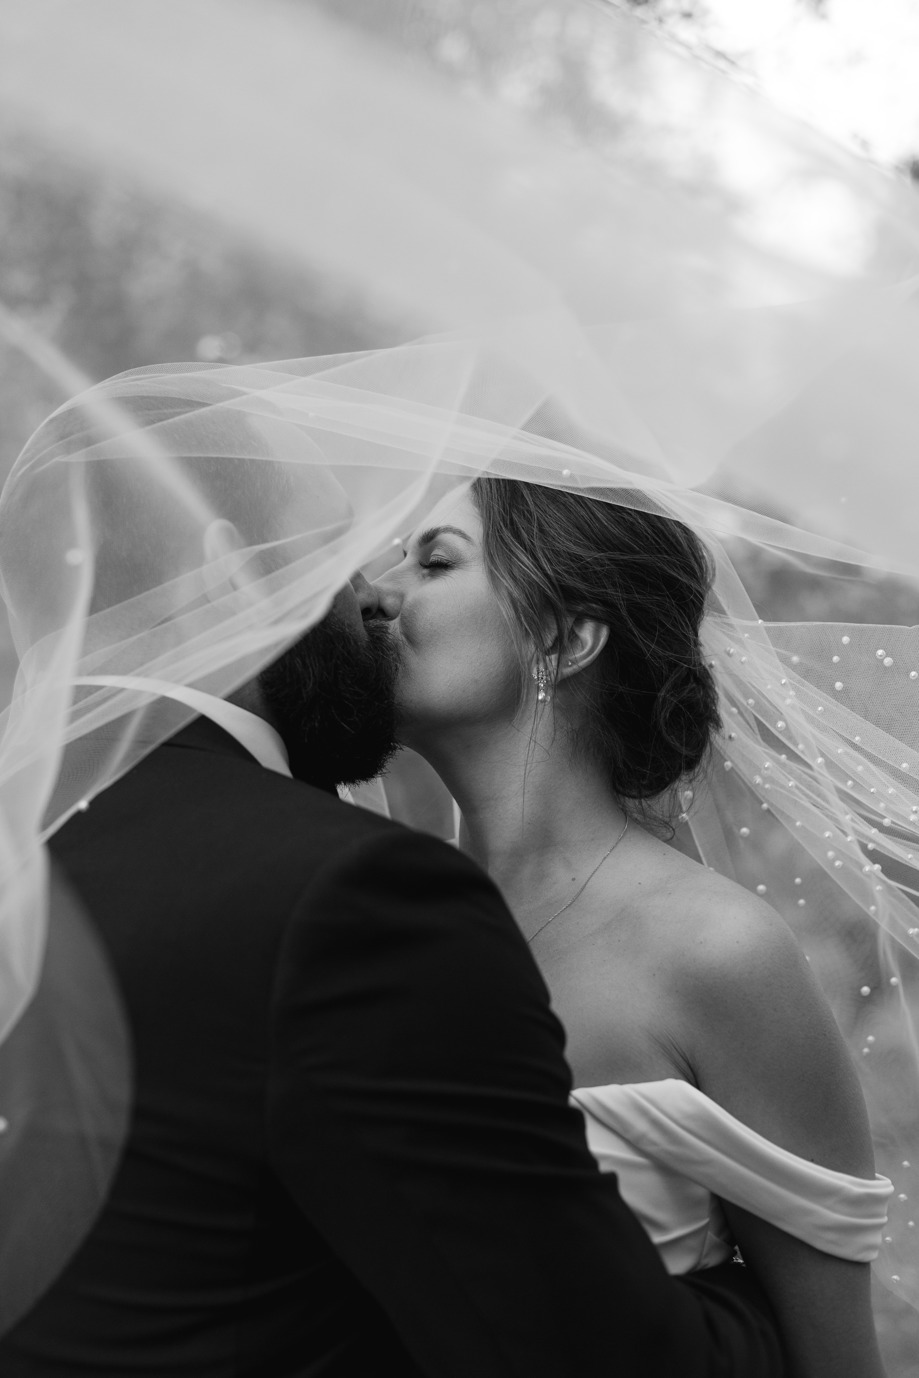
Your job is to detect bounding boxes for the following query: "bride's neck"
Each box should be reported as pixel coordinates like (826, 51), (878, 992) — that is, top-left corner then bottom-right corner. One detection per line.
(418, 716), (626, 910)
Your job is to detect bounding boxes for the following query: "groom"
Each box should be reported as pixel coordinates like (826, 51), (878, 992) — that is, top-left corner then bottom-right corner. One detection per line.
(0, 573), (782, 1377)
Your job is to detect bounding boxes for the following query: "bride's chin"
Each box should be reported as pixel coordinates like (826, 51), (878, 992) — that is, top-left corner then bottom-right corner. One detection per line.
(392, 704), (424, 748)
(393, 708), (457, 758)
(393, 715), (432, 750)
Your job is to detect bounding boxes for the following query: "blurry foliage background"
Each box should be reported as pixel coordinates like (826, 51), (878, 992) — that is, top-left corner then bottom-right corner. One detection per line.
(1, 0), (918, 1366)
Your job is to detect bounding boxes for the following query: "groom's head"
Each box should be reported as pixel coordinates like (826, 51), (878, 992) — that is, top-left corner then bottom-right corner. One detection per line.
(1, 386), (402, 789)
(258, 576), (401, 789)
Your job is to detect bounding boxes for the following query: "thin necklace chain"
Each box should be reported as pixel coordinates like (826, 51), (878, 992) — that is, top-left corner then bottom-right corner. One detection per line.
(526, 814), (630, 946)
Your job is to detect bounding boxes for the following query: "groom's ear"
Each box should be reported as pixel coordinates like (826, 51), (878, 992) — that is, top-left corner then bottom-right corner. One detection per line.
(201, 518), (263, 604)
(556, 617), (609, 682)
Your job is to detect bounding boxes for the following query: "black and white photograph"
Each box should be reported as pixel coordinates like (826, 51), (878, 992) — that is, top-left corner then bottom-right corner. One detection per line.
(0, 2), (918, 1374)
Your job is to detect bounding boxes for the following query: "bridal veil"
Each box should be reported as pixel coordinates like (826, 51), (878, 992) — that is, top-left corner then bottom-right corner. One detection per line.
(2, 0), (919, 1326)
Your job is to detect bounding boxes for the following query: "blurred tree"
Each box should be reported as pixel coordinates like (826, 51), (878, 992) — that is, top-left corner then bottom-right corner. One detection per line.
(0, 127), (402, 478)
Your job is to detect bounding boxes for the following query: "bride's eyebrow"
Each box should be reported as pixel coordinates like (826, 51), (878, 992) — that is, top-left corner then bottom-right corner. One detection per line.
(414, 524), (473, 547)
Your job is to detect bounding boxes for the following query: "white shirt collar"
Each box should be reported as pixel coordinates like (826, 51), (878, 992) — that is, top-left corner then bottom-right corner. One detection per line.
(72, 675), (292, 778)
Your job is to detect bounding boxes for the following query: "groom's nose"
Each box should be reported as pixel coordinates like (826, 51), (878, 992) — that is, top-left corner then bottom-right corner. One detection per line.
(350, 572), (381, 620)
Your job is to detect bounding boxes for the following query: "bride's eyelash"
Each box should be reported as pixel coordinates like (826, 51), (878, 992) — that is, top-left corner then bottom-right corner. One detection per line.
(420, 554), (453, 571)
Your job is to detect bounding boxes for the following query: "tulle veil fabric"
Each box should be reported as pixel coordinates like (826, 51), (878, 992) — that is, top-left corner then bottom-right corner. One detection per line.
(2, 0), (919, 1328)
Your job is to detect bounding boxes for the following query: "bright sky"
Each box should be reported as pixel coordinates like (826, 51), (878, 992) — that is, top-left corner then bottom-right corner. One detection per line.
(677, 0), (919, 167)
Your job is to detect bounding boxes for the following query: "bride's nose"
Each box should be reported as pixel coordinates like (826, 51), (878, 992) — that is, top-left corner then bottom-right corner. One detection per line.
(349, 571), (382, 620)
(371, 568), (403, 622)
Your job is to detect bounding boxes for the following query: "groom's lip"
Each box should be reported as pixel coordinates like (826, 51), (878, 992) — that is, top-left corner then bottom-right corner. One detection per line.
(365, 616), (404, 658)
(380, 626), (409, 669)
(368, 615), (399, 641)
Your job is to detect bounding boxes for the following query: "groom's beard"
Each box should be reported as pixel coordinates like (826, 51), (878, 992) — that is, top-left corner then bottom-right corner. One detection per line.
(259, 615), (401, 788)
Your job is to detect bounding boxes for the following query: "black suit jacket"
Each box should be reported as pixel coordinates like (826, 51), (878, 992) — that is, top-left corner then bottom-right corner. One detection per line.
(0, 718), (783, 1376)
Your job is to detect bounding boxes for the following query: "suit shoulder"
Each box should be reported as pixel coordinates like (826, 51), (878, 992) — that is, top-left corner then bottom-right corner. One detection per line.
(239, 769), (462, 864)
(147, 733), (420, 851)
(278, 815), (527, 990)
(272, 818), (550, 1063)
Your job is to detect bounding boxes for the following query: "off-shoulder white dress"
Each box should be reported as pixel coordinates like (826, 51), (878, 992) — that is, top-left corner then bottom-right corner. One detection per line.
(571, 1079), (893, 1273)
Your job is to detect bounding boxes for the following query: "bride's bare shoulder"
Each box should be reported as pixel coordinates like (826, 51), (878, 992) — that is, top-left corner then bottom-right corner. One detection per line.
(630, 842), (849, 1082)
(624, 837), (875, 1177)
(623, 837), (807, 1003)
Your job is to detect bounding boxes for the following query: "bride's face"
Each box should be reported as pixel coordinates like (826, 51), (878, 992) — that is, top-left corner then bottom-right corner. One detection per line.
(373, 489), (524, 746)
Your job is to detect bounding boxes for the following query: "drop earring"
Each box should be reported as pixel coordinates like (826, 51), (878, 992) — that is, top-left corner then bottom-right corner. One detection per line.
(533, 665), (550, 704)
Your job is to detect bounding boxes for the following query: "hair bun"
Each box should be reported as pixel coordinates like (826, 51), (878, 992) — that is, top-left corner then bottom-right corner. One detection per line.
(648, 658), (721, 794)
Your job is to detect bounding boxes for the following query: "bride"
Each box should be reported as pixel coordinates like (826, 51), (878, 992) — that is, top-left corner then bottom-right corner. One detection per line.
(374, 475), (893, 1378)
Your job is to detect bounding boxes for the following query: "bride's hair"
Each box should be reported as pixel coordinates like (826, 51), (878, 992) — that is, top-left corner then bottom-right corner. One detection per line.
(471, 478), (720, 814)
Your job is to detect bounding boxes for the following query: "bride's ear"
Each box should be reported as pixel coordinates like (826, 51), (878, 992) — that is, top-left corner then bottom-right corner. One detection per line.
(556, 617), (609, 682)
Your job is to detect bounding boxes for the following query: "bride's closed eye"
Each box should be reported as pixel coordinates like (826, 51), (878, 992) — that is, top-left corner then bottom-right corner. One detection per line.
(419, 552), (454, 572)
(398, 521), (474, 577)
(400, 543), (455, 573)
